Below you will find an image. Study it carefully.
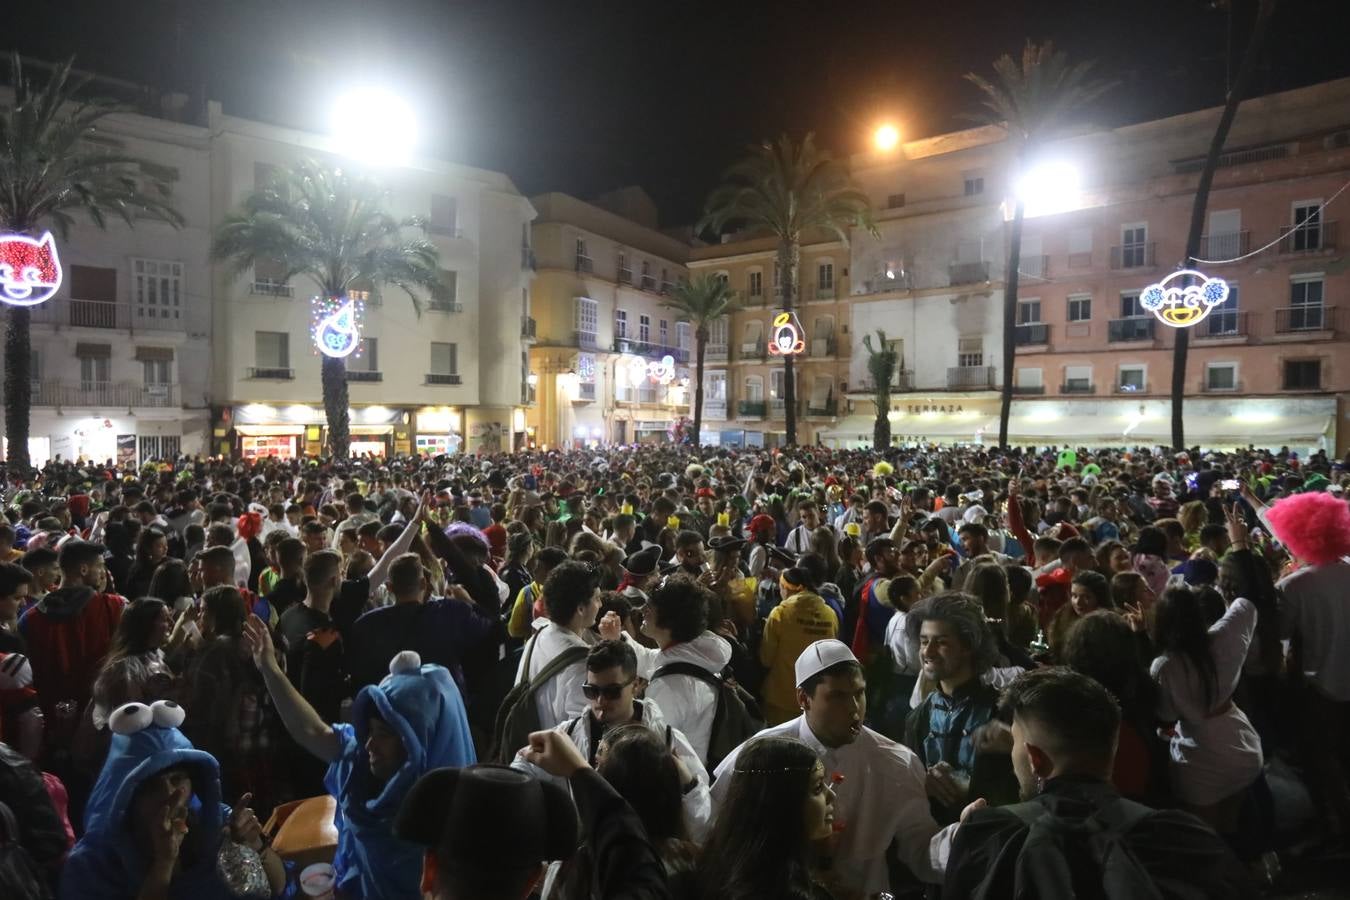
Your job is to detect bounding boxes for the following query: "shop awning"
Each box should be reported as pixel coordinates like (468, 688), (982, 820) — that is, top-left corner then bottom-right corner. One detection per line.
(819, 414), (998, 441)
(1127, 415), (1331, 445)
(235, 425), (304, 437)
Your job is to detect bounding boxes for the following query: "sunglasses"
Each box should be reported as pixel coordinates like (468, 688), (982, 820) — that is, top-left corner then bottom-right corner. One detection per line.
(582, 678), (635, 700)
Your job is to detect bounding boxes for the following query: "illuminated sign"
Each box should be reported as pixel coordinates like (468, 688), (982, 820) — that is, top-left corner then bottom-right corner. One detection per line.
(621, 353), (676, 386)
(311, 296), (363, 358)
(768, 311), (805, 356)
(648, 354), (675, 385)
(1139, 269), (1229, 329)
(0, 232), (62, 306)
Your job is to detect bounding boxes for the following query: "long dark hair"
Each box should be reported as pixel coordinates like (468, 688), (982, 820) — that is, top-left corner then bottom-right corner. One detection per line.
(148, 559), (193, 602)
(597, 724), (688, 843)
(133, 527), (168, 569)
(1153, 586), (1219, 709)
(105, 598), (169, 663)
(1062, 611), (1158, 721)
(697, 737), (824, 900)
(1219, 550), (1283, 675)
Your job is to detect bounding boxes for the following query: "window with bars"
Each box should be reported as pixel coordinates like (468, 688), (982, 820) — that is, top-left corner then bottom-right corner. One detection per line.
(957, 337), (983, 367)
(139, 435), (181, 462)
(132, 259), (183, 323)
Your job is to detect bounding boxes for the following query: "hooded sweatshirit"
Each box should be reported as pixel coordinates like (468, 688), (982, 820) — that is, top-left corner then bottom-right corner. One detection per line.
(633, 631), (733, 767)
(20, 585), (124, 716)
(325, 659), (476, 900)
(62, 707), (231, 900)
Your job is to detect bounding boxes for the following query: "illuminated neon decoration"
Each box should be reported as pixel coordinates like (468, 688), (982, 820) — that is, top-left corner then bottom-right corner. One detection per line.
(648, 354), (676, 385)
(311, 296), (363, 358)
(1139, 269), (1229, 329)
(768, 311), (806, 356)
(0, 232), (62, 307)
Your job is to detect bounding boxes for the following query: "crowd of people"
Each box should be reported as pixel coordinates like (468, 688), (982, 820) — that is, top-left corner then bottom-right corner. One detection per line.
(0, 439), (1346, 899)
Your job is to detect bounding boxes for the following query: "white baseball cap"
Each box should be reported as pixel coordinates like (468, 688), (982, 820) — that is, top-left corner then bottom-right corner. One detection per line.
(794, 639), (859, 687)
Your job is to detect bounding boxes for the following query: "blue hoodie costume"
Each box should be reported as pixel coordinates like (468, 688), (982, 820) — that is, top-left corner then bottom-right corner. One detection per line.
(62, 701), (232, 900)
(324, 652), (476, 900)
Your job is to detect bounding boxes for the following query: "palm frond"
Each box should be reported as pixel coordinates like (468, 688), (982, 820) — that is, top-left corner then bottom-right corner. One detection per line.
(662, 274), (740, 327)
(962, 40), (1115, 143)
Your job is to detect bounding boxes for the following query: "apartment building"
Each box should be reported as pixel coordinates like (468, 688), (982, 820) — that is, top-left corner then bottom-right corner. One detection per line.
(525, 188), (691, 447)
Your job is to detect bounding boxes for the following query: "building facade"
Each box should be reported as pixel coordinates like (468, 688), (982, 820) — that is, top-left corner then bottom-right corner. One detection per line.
(525, 189), (691, 448)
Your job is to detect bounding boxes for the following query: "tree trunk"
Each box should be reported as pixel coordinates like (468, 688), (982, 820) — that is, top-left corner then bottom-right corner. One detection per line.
(781, 239), (800, 446)
(1171, 0), (1277, 451)
(3, 307), (33, 471)
(321, 354), (351, 459)
(999, 197), (1025, 449)
(693, 325), (708, 446)
(873, 382), (891, 451)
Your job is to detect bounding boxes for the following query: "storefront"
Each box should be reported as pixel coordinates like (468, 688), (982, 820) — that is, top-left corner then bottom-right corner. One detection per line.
(7, 413), (202, 467)
(231, 404), (408, 458)
(412, 407), (464, 456)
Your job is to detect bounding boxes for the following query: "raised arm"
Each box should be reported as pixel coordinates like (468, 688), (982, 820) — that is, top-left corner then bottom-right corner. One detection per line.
(368, 494), (429, 592)
(242, 614), (340, 763)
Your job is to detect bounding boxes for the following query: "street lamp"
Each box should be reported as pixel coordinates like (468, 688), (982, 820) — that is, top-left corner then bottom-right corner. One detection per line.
(873, 123), (900, 152)
(1014, 160), (1082, 218)
(331, 88), (417, 165)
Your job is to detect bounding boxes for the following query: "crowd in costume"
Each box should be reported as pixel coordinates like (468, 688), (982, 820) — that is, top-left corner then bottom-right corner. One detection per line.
(0, 439), (1347, 899)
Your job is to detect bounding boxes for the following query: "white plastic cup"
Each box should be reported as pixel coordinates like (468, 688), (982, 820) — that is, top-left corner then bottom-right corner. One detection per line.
(299, 862), (336, 899)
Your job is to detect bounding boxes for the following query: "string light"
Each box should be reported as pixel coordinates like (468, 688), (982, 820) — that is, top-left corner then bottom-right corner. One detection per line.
(311, 296), (364, 358)
(1190, 177), (1350, 266)
(0, 232), (62, 307)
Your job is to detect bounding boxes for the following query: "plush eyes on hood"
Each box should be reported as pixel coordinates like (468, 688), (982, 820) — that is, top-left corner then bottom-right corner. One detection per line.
(109, 699), (187, 735)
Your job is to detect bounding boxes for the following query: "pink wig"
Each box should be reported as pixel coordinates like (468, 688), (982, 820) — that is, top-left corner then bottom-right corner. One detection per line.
(1265, 492), (1350, 565)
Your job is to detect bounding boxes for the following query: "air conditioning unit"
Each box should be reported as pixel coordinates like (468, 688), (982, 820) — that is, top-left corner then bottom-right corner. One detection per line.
(617, 340), (633, 353)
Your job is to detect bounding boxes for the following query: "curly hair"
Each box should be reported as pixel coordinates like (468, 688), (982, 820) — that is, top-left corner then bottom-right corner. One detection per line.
(904, 591), (1001, 675)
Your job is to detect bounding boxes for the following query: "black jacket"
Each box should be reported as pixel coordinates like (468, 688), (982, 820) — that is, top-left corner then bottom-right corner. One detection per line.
(569, 767), (670, 900)
(0, 741), (69, 884)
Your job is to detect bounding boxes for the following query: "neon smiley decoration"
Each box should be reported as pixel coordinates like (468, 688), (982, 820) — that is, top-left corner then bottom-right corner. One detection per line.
(768, 311), (806, 356)
(1139, 269), (1230, 329)
(311, 297), (363, 358)
(0, 232), (63, 307)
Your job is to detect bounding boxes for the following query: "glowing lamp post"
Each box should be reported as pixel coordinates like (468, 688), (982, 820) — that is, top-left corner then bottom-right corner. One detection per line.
(1014, 161), (1082, 218)
(331, 89), (418, 166)
(873, 124), (900, 152)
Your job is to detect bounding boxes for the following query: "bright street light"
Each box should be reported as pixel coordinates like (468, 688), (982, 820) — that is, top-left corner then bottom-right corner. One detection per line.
(1014, 160), (1082, 217)
(331, 88), (418, 165)
(873, 123), (900, 152)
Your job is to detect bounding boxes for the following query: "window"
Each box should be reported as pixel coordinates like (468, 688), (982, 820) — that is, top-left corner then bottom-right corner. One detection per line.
(745, 376), (764, 402)
(1290, 277), (1324, 307)
(79, 354), (111, 384)
(430, 342), (458, 375)
(715, 271), (729, 286)
(1017, 368), (1043, 389)
(1067, 294), (1092, 322)
(352, 337), (378, 372)
(770, 369), (786, 400)
(574, 297), (598, 336)
(1121, 224), (1148, 267)
(575, 238), (591, 272)
(143, 359), (172, 384)
(818, 262), (834, 290)
(132, 259), (182, 324)
(1017, 299), (1041, 324)
(1117, 365), (1146, 392)
(709, 316), (728, 348)
(887, 193), (906, 209)
(618, 251), (631, 283)
(886, 339), (904, 382)
(139, 435), (180, 461)
(642, 261), (651, 278)
(659, 319), (668, 347)
(676, 322), (691, 352)
(1064, 365), (1092, 393)
(957, 337), (983, 368)
(255, 331), (289, 368)
(429, 195), (458, 235)
(1206, 363), (1237, 391)
(964, 176), (985, 196)
(1283, 359), (1321, 390)
(29, 349), (40, 383)
(437, 270), (458, 305)
(1292, 202), (1323, 251)
(639, 314), (650, 344)
(747, 270), (763, 297)
(1289, 277), (1325, 330)
(1121, 291), (1145, 318)
(1208, 283), (1240, 333)
(707, 371), (727, 401)
(70, 265), (117, 303)
(615, 309), (628, 340)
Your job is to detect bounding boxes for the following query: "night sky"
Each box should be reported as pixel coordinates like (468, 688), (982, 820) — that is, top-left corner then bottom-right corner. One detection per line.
(10, 0), (1350, 224)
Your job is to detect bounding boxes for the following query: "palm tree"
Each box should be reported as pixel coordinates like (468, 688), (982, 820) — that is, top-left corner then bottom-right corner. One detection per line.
(212, 160), (451, 458)
(1, 55), (184, 471)
(862, 329), (898, 451)
(699, 134), (875, 446)
(663, 274), (739, 446)
(966, 41), (1113, 449)
(1171, 0), (1278, 450)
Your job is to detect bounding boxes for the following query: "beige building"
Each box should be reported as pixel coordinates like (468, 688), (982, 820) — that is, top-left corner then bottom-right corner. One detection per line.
(525, 188), (692, 447)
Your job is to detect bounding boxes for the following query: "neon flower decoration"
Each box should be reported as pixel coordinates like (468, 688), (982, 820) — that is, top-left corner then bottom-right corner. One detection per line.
(0, 232), (62, 307)
(311, 296), (363, 358)
(768, 311), (806, 356)
(648, 354), (676, 386)
(1139, 269), (1229, 329)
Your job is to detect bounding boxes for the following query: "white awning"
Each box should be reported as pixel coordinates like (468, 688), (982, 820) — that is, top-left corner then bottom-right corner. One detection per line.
(235, 425), (305, 437)
(1127, 415), (1331, 445)
(819, 414), (997, 441)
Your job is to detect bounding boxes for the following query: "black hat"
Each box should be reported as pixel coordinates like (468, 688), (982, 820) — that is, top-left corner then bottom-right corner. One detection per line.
(707, 535), (747, 555)
(395, 765), (578, 865)
(1130, 526), (1167, 558)
(622, 545), (662, 577)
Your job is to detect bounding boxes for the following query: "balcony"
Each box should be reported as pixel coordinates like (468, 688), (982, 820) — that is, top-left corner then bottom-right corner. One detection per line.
(1108, 317), (1156, 343)
(575, 330), (598, 350)
(427, 301), (463, 313)
(29, 298), (185, 333)
(1200, 379), (1243, 393)
(704, 399), (728, 420)
(947, 365), (996, 389)
(521, 316), (537, 340)
(575, 255), (594, 273)
(660, 281), (675, 294)
(1199, 231), (1250, 260)
(1110, 243), (1156, 269)
(345, 370), (383, 383)
(1012, 384), (1046, 395)
(769, 398), (786, 417)
(1115, 382), (1147, 394)
(1277, 221), (1337, 255)
(636, 386), (658, 404)
(31, 381), (180, 408)
(738, 400), (766, 418)
(949, 261), (990, 286)
(1274, 305), (1336, 335)
(618, 267), (633, 285)
(805, 399), (837, 417)
(1019, 255), (1049, 279)
(810, 283), (836, 301)
(855, 370), (915, 393)
(577, 382), (597, 402)
(705, 344), (729, 362)
(246, 367), (294, 380)
(425, 373), (463, 385)
(809, 337), (837, 358)
(250, 280), (293, 298)
(1061, 382), (1095, 394)
(1195, 310), (1247, 340)
(1014, 323), (1050, 346)
(613, 339), (689, 363)
(640, 275), (657, 292)
(739, 340), (766, 361)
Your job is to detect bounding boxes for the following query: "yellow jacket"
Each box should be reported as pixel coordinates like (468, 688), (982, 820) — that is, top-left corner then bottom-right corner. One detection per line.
(759, 591), (839, 724)
(508, 581), (543, 639)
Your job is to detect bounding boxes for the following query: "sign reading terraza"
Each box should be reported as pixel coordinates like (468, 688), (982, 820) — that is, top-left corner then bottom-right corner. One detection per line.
(901, 404), (965, 414)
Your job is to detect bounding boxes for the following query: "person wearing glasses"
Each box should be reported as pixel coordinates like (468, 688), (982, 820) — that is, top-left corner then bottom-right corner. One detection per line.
(511, 639), (712, 839)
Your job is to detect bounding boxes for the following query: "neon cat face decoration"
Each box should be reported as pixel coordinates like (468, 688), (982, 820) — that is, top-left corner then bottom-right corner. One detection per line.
(1139, 270), (1229, 329)
(314, 299), (361, 358)
(0, 232), (63, 307)
(768, 311), (805, 356)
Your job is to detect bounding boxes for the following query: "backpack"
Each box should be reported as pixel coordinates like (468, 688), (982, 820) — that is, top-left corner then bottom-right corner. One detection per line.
(650, 662), (763, 771)
(0, 799), (50, 900)
(488, 632), (589, 763)
(966, 797), (1186, 900)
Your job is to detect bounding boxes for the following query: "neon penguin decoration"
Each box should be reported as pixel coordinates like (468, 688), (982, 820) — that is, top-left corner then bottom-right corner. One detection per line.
(1139, 269), (1229, 329)
(0, 232), (63, 307)
(311, 296), (363, 358)
(767, 311), (806, 356)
